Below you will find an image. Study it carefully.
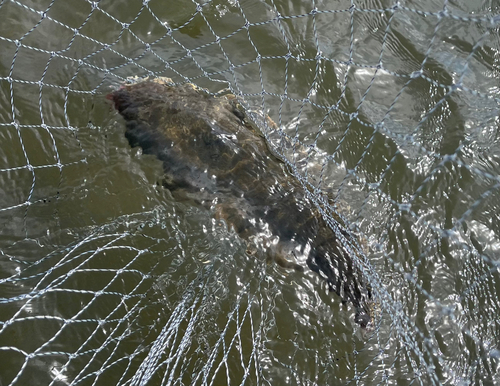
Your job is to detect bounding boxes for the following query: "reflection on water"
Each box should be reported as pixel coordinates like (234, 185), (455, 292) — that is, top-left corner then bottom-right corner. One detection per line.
(0, 0), (499, 384)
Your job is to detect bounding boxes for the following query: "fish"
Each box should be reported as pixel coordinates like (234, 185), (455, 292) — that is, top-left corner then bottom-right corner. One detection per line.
(107, 77), (372, 327)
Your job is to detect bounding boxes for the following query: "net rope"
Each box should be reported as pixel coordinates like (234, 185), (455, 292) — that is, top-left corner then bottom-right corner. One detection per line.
(0, 0), (499, 385)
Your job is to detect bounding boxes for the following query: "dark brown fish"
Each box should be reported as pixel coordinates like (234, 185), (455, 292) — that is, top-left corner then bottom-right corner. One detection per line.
(107, 78), (372, 327)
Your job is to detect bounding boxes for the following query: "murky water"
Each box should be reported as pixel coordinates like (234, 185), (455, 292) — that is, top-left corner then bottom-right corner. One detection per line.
(0, 0), (499, 385)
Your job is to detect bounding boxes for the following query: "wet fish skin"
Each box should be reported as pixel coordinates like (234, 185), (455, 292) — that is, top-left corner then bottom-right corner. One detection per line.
(108, 78), (372, 327)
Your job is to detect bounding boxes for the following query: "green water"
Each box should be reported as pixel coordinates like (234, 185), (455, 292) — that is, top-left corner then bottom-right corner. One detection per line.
(0, 0), (499, 385)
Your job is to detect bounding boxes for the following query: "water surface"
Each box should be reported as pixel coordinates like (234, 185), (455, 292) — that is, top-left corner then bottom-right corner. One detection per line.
(0, 0), (499, 385)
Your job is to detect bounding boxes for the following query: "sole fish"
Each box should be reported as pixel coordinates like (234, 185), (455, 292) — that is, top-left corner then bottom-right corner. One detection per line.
(107, 77), (372, 327)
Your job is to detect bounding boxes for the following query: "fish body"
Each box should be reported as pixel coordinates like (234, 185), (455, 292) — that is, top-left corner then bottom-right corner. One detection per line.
(108, 78), (372, 327)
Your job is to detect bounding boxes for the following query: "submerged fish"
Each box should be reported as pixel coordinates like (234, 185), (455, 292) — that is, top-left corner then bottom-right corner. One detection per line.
(107, 77), (372, 327)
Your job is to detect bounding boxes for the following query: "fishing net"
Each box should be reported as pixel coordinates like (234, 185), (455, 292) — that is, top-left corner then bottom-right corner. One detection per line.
(1, 0), (499, 384)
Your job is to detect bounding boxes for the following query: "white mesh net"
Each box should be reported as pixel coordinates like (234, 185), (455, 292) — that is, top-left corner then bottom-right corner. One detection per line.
(1, 0), (500, 385)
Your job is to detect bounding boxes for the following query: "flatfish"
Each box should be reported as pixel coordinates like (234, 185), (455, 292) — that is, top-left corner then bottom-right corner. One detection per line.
(107, 77), (372, 327)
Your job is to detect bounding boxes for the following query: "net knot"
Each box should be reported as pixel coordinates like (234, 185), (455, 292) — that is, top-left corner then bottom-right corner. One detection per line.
(437, 9), (449, 19)
(449, 82), (462, 93)
(398, 203), (411, 213)
(410, 70), (422, 79)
